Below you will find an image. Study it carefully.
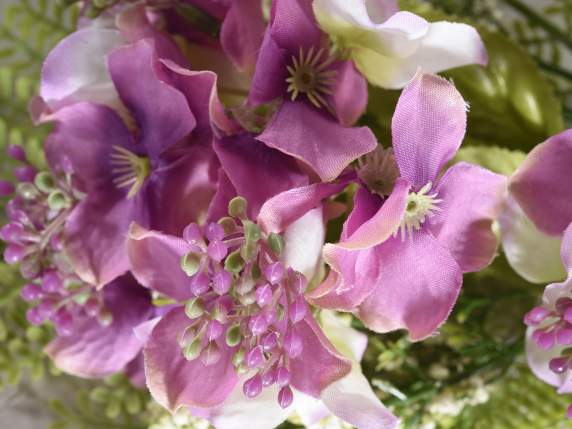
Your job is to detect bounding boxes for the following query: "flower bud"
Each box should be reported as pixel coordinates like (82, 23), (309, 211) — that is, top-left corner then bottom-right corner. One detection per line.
(267, 233), (284, 255)
(228, 196), (247, 218)
(226, 324), (242, 347)
(185, 298), (205, 319)
(34, 172), (56, 194)
(183, 338), (203, 361)
(180, 251), (202, 277)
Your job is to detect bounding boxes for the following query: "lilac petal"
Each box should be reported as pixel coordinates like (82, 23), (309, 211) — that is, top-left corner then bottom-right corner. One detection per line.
(562, 223), (572, 273)
(40, 28), (123, 109)
(125, 355), (146, 388)
(342, 186), (383, 239)
(45, 102), (131, 192)
(357, 230), (462, 341)
(213, 134), (308, 218)
(45, 275), (152, 378)
(321, 366), (399, 429)
(330, 60), (368, 127)
(64, 190), (134, 287)
(145, 307), (238, 411)
(248, 31), (289, 105)
(108, 40), (195, 160)
(258, 101), (377, 182)
(127, 224), (194, 302)
(510, 129), (572, 236)
(289, 316), (351, 397)
(269, 0), (322, 52)
(392, 72), (467, 189)
(207, 170), (238, 224)
(364, 0), (399, 22)
(427, 162), (507, 273)
(258, 180), (350, 233)
(220, 0), (266, 72)
(499, 196), (565, 284)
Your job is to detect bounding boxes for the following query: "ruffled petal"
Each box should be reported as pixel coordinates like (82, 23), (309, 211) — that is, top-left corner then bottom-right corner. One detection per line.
(392, 72), (467, 188)
(510, 129), (572, 236)
(108, 39), (195, 159)
(213, 134), (309, 218)
(258, 101), (377, 182)
(144, 307), (238, 411)
(45, 275), (152, 378)
(289, 316), (352, 397)
(64, 190), (134, 287)
(40, 28), (123, 109)
(270, 0), (322, 52)
(499, 196), (565, 284)
(357, 230), (462, 341)
(248, 31), (288, 105)
(330, 60), (368, 127)
(127, 224), (194, 302)
(427, 162), (507, 273)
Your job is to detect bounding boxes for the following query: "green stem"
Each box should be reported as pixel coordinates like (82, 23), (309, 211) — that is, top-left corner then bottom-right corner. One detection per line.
(502, 0), (572, 52)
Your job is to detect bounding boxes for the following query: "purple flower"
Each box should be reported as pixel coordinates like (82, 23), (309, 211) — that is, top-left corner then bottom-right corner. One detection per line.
(309, 73), (507, 340)
(247, 0), (377, 182)
(44, 39), (218, 286)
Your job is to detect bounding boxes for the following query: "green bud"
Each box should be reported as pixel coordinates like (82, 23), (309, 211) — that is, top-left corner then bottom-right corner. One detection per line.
(232, 348), (245, 367)
(72, 290), (91, 306)
(240, 241), (258, 262)
(25, 326), (44, 342)
(34, 172), (56, 193)
(228, 196), (247, 218)
(226, 324), (242, 347)
(125, 392), (142, 414)
(185, 298), (205, 319)
(243, 221), (261, 242)
(180, 251), (202, 277)
(267, 233), (285, 255)
(90, 386), (109, 403)
(251, 263), (261, 281)
(183, 338), (203, 361)
(225, 250), (245, 273)
(104, 373), (124, 387)
(105, 398), (122, 419)
(276, 304), (285, 322)
(47, 190), (70, 211)
(218, 216), (237, 235)
(16, 183), (39, 200)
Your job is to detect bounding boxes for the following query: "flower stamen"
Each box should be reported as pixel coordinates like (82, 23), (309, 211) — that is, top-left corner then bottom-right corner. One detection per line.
(110, 146), (151, 199)
(395, 183), (441, 241)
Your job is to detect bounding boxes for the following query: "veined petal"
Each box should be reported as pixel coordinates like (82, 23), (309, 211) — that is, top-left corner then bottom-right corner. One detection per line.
(258, 101), (377, 182)
(499, 196), (566, 284)
(127, 224), (194, 302)
(270, 0), (322, 52)
(510, 129), (572, 236)
(392, 72), (467, 188)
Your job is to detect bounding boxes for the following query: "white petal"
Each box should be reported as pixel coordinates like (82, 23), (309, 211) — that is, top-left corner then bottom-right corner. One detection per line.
(292, 392), (330, 427)
(321, 365), (399, 429)
(282, 207), (325, 280)
(319, 310), (368, 361)
(499, 197), (566, 284)
(526, 326), (566, 389)
(41, 28), (124, 107)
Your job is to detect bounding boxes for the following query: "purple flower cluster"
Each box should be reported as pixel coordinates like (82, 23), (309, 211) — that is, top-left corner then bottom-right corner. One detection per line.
(1, 0), (544, 427)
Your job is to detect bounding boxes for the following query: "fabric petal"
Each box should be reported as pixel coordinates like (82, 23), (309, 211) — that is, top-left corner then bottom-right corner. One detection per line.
(510, 129), (572, 236)
(144, 307), (238, 411)
(248, 31), (288, 105)
(289, 316), (352, 397)
(270, 0), (322, 52)
(220, 0), (266, 72)
(108, 39), (195, 159)
(64, 190), (134, 287)
(562, 223), (572, 273)
(330, 60), (368, 127)
(258, 101), (377, 182)
(45, 102), (131, 192)
(127, 224), (194, 302)
(258, 180), (350, 233)
(213, 134), (309, 218)
(282, 207), (325, 281)
(45, 275), (152, 378)
(392, 72), (467, 188)
(499, 196), (565, 284)
(525, 327), (566, 389)
(428, 162), (507, 273)
(40, 28), (123, 109)
(357, 230), (462, 340)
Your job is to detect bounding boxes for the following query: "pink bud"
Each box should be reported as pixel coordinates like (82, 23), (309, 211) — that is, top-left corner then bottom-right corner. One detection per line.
(37, 299), (56, 320)
(183, 223), (203, 245)
(206, 320), (224, 341)
(84, 298), (101, 317)
(523, 306), (551, 326)
(557, 328), (572, 345)
(283, 327), (303, 358)
(4, 243), (26, 264)
(53, 309), (74, 337)
(212, 270), (232, 295)
(207, 240), (228, 262)
(289, 296), (307, 324)
(0, 181), (14, 196)
(262, 369), (276, 387)
(14, 166), (36, 182)
(276, 367), (290, 388)
(256, 283), (272, 307)
(26, 306), (45, 326)
(190, 272), (210, 296)
(205, 223), (225, 242)
(278, 385), (294, 409)
(243, 374), (263, 398)
(289, 271), (308, 294)
(249, 314), (269, 336)
(264, 262), (284, 284)
(262, 332), (278, 351)
(533, 329), (555, 350)
(6, 145), (27, 162)
(549, 357), (569, 374)
(564, 308), (572, 325)
(0, 222), (25, 242)
(21, 284), (44, 302)
(42, 271), (63, 293)
(246, 346), (264, 368)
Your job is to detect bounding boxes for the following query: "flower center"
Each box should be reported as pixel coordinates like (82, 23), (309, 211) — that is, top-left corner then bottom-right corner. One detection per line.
(396, 183), (441, 240)
(358, 147), (400, 197)
(110, 146), (151, 199)
(286, 46), (337, 109)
